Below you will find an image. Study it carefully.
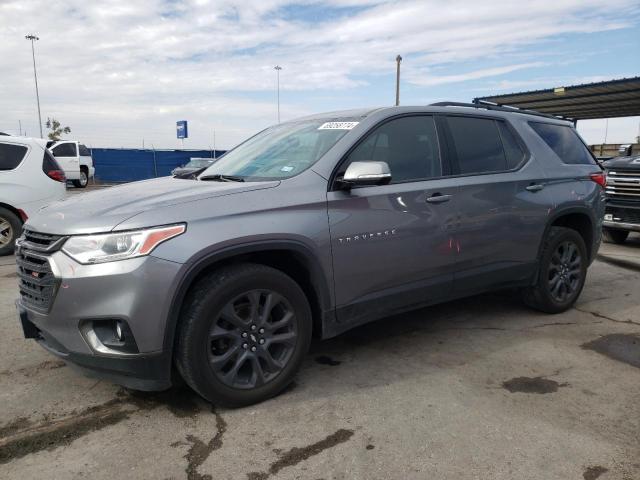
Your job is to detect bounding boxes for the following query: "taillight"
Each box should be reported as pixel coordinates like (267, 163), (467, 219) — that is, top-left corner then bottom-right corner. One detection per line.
(42, 149), (66, 182)
(47, 170), (66, 182)
(589, 172), (606, 187)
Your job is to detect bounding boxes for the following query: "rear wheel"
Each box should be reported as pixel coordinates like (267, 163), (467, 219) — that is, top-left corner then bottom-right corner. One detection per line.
(72, 167), (89, 188)
(0, 207), (22, 256)
(603, 227), (629, 244)
(523, 226), (587, 313)
(175, 263), (312, 407)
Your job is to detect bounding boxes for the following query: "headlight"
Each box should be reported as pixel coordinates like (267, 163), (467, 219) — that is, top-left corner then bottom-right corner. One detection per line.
(62, 224), (186, 264)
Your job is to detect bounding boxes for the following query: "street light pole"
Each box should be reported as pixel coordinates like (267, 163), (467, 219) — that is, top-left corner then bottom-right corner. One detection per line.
(25, 34), (43, 138)
(395, 55), (402, 106)
(274, 65), (282, 123)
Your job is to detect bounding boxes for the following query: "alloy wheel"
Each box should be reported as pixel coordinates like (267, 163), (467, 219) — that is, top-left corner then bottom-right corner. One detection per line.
(208, 289), (297, 389)
(547, 240), (582, 302)
(80, 171), (88, 186)
(0, 217), (13, 247)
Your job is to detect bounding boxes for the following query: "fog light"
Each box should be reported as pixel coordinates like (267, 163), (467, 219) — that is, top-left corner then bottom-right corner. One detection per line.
(115, 322), (124, 341)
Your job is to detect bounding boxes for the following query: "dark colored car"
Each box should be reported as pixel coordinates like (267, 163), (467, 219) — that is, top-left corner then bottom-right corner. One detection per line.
(171, 158), (217, 178)
(15, 103), (605, 406)
(602, 153), (640, 243)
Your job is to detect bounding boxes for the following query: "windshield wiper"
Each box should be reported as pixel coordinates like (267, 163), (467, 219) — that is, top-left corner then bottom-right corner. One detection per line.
(199, 174), (245, 182)
(173, 166), (208, 179)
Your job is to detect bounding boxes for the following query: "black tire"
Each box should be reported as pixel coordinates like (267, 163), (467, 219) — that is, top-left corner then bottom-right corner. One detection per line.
(175, 263), (312, 407)
(602, 227), (629, 244)
(522, 226), (588, 314)
(0, 207), (22, 256)
(72, 167), (89, 188)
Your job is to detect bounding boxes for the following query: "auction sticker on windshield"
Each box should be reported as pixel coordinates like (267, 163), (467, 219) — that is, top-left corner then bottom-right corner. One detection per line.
(318, 122), (359, 130)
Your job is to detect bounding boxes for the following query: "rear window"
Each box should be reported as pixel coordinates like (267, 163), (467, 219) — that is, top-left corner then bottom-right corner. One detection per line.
(42, 149), (62, 174)
(0, 143), (28, 170)
(52, 142), (77, 157)
(79, 144), (91, 156)
(529, 122), (596, 165)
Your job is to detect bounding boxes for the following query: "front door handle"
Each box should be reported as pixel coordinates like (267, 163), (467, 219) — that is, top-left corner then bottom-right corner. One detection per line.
(526, 183), (545, 192)
(425, 193), (452, 204)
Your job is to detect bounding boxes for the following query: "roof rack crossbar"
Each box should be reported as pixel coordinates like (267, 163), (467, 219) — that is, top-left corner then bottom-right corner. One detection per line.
(430, 101), (566, 121)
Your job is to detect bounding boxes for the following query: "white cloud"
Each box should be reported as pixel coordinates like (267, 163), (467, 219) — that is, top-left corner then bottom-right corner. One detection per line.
(406, 63), (548, 87)
(0, 0), (638, 148)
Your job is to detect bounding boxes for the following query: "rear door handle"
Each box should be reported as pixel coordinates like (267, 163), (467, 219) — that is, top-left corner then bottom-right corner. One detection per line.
(425, 193), (452, 204)
(526, 183), (545, 192)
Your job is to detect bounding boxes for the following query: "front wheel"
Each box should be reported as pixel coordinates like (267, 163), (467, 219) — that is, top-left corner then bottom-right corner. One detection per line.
(175, 263), (312, 407)
(0, 207), (22, 256)
(522, 226), (588, 313)
(603, 227), (629, 244)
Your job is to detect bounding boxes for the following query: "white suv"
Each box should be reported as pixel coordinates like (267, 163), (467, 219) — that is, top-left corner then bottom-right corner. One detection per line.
(47, 140), (95, 188)
(0, 136), (66, 255)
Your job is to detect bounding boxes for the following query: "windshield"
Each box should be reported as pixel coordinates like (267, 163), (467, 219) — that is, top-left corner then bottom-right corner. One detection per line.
(199, 119), (358, 180)
(186, 158), (214, 168)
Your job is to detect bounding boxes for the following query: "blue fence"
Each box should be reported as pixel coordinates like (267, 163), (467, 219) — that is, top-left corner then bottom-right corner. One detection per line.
(90, 148), (226, 183)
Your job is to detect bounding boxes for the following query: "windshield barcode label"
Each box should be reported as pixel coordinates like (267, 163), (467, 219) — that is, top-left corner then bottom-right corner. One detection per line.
(318, 122), (359, 130)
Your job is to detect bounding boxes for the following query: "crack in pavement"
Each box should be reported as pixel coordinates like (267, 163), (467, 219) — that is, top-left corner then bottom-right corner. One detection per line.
(246, 429), (354, 480)
(184, 408), (227, 480)
(574, 307), (640, 327)
(0, 388), (209, 465)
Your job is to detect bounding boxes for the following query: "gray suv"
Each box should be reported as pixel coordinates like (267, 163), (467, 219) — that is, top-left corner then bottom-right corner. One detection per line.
(15, 103), (605, 406)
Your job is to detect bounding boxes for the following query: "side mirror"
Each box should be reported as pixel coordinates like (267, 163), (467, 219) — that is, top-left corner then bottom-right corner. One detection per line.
(341, 161), (392, 188)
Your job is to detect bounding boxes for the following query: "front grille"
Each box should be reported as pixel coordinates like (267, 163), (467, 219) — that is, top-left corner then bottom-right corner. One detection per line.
(605, 206), (640, 225)
(16, 229), (66, 313)
(605, 169), (640, 200)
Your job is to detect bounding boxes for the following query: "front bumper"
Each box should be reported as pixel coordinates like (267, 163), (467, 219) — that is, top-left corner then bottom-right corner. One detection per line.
(603, 220), (640, 232)
(604, 202), (640, 232)
(18, 301), (171, 390)
(15, 250), (184, 390)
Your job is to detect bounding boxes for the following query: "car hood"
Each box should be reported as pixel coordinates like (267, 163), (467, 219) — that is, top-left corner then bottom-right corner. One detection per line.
(603, 155), (640, 171)
(26, 176), (279, 235)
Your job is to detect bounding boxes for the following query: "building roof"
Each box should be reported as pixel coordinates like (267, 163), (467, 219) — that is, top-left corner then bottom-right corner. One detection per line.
(474, 77), (640, 121)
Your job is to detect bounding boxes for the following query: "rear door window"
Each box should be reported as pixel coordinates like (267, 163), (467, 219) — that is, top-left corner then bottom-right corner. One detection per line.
(529, 122), (596, 165)
(445, 116), (507, 174)
(0, 143), (29, 170)
(79, 144), (91, 156)
(52, 142), (77, 157)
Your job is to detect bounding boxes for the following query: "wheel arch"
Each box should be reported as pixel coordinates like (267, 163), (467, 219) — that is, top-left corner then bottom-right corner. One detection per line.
(534, 207), (597, 278)
(162, 240), (333, 360)
(0, 202), (25, 224)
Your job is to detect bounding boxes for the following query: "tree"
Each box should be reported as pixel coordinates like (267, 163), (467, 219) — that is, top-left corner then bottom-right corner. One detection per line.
(45, 117), (71, 141)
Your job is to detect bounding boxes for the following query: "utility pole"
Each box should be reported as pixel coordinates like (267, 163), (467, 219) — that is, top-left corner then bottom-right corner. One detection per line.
(25, 34), (43, 138)
(274, 65), (282, 123)
(213, 129), (217, 159)
(18, 120), (22, 136)
(395, 55), (402, 106)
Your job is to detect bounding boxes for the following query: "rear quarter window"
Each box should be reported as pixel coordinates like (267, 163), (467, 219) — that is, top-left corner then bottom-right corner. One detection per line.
(79, 144), (91, 156)
(529, 122), (596, 165)
(0, 143), (28, 170)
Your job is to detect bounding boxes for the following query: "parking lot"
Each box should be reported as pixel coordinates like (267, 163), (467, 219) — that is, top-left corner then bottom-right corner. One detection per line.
(0, 190), (638, 480)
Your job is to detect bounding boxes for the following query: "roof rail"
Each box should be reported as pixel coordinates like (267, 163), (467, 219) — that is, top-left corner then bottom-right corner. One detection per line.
(430, 101), (566, 121)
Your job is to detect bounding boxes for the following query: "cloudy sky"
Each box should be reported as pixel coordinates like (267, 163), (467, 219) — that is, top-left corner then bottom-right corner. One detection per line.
(1, 0), (639, 150)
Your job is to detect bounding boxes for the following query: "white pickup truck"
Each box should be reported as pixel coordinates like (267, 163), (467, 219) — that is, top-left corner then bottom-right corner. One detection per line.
(47, 140), (95, 188)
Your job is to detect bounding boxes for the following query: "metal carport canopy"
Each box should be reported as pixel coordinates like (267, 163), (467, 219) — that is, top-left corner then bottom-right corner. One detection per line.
(474, 76), (640, 121)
